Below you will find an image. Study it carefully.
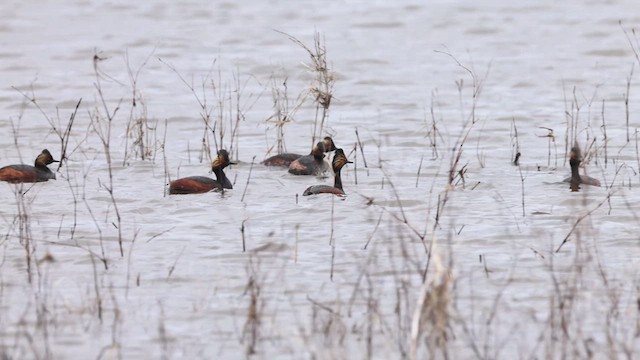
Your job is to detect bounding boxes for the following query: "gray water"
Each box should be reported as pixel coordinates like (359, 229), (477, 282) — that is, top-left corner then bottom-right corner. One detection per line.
(1, 0), (640, 359)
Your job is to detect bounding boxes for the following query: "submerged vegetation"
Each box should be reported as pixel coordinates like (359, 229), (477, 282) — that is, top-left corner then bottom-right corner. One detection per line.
(1, 22), (640, 360)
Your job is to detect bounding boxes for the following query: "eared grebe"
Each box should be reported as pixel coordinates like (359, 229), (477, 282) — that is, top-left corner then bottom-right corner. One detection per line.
(563, 145), (601, 191)
(263, 136), (337, 167)
(0, 149), (59, 183)
(288, 141), (329, 175)
(303, 148), (352, 196)
(169, 149), (235, 195)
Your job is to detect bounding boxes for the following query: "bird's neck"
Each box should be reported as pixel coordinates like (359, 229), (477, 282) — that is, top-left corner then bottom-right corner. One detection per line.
(334, 169), (343, 190)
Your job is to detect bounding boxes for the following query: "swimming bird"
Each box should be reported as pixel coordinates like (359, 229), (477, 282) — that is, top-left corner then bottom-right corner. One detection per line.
(263, 137), (336, 167)
(0, 149), (59, 183)
(169, 149), (235, 195)
(303, 148), (352, 196)
(564, 145), (601, 191)
(288, 141), (329, 175)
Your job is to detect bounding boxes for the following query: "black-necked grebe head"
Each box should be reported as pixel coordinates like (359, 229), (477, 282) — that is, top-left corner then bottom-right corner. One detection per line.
(332, 148), (352, 173)
(311, 142), (326, 159)
(568, 144), (601, 190)
(323, 137), (336, 152)
(211, 149), (236, 170)
(35, 149), (59, 167)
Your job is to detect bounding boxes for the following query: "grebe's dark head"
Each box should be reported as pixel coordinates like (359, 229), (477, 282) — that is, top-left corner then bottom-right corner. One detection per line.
(35, 149), (59, 167)
(311, 142), (326, 158)
(323, 137), (336, 152)
(332, 148), (352, 172)
(569, 145), (581, 168)
(211, 149), (236, 170)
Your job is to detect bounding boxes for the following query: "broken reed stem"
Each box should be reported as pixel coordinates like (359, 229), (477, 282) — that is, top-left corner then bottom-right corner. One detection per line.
(555, 191), (614, 252)
(241, 156), (256, 202)
(355, 127), (368, 167)
(427, 91), (441, 159)
(167, 245), (185, 280)
(162, 120), (169, 196)
(625, 63), (634, 143)
(56, 98), (82, 171)
(518, 165), (526, 218)
(241, 220), (247, 252)
(351, 144), (359, 185)
(416, 154), (424, 188)
(511, 118), (520, 165)
(363, 211), (384, 250)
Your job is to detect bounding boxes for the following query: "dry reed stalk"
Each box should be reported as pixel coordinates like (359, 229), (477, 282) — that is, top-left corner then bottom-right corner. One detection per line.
(555, 191), (614, 252)
(80, 160), (109, 269)
(242, 258), (263, 356)
(263, 72), (306, 157)
(241, 156), (256, 202)
(425, 90), (444, 159)
(624, 64), (634, 143)
(266, 75), (292, 155)
(159, 57), (216, 164)
(511, 120), (527, 217)
(229, 69), (261, 157)
(14, 186), (35, 283)
(415, 154), (424, 188)
(355, 127), (368, 168)
(123, 48), (157, 165)
(601, 99), (609, 168)
(241, 220), (247, 252)
(161, 119), (170, 196)
(277, 30), (335, 146)
(12, 86), (81, 172)
(352, 143), (359, 185)
(91, 52), (124, 257)
(409, 260), (451, 360)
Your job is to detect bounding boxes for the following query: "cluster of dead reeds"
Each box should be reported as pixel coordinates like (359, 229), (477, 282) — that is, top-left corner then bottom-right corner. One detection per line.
(2, 26), (640, 359)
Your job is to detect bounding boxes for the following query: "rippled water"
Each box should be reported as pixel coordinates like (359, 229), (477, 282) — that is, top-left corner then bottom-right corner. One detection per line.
(2, 0), (640, 358)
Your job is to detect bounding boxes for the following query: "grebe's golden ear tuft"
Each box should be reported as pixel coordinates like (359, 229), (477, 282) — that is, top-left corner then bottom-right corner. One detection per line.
(211, 154), (224, 169)
(212, 149), (235, 169)
(332, 149), (352, 170)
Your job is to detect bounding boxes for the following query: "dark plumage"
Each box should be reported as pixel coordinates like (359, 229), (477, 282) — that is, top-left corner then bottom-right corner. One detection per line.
(0, 149), (58, 183)
(303, 149), (352, 196)
(169, 149), (235, 195)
